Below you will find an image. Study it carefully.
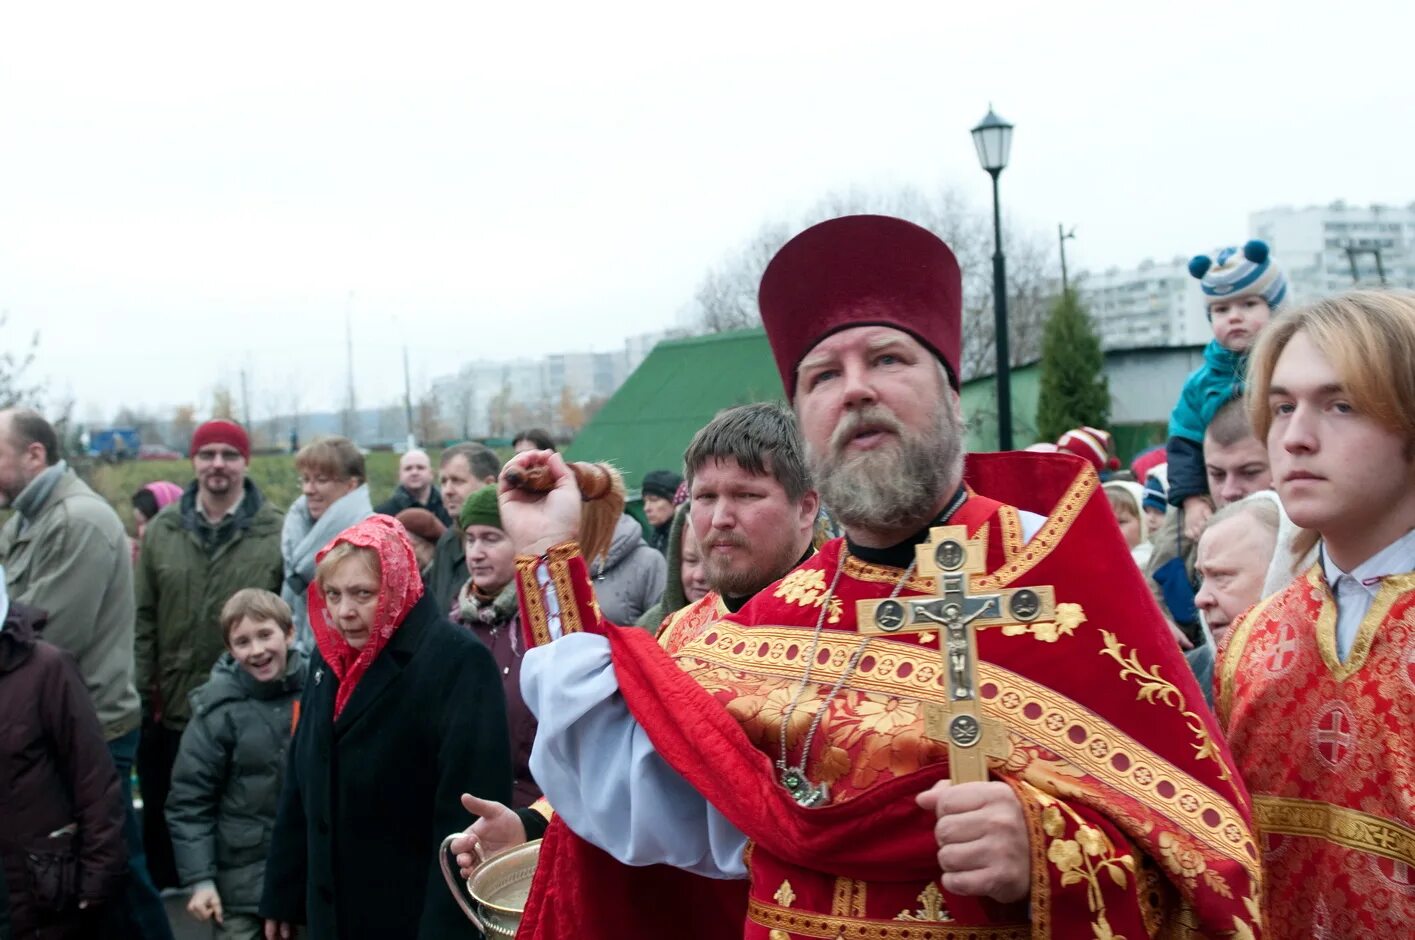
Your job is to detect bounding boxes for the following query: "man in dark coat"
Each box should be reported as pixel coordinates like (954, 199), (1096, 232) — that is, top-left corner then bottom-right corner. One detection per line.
(374, 449), (452, 526)
(260, 518), (512, 939)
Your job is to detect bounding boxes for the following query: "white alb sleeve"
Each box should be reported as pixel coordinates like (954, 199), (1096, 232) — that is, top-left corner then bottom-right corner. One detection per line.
(521, 632), (749, 879)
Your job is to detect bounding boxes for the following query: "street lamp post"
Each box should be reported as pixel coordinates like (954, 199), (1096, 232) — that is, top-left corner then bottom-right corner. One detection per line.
(971, 106), (1015, 451)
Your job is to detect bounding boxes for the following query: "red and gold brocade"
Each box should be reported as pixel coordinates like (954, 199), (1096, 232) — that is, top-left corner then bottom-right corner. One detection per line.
(1218, 567), (1415, 939)
(657, 591), (729, 653)
(516, 452), (1262, 939)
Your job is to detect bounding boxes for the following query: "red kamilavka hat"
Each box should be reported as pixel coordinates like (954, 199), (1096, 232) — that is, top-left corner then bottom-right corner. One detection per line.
(757, 215), (963, 398)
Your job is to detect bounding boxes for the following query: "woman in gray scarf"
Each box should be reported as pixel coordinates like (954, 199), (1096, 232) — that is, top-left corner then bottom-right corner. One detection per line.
(280, 437), (373, 647)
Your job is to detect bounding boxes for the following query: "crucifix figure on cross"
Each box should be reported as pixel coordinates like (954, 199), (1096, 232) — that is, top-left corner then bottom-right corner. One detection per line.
(856, 525), (1056, 783)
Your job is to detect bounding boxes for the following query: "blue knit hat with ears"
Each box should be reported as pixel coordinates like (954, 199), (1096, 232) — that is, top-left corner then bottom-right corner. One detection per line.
(1188, 239), (1288, 311)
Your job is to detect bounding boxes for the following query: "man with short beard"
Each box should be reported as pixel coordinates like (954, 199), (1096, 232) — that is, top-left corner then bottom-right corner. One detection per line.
(498, 216), (1259, 939)
(134, 418), (284, 890)
(449, 402), (821, 866)
(659, 403), (819, 637)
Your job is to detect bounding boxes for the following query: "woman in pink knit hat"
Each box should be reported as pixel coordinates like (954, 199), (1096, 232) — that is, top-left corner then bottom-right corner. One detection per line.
(130, 480), (185, 563)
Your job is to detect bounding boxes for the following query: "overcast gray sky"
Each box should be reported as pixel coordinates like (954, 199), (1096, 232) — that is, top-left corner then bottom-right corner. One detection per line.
(2, 0), (1409, 420)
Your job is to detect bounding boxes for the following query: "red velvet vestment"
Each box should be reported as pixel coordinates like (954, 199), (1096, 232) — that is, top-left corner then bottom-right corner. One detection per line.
(516, 453), (1262, 939)
(1218, 565), (1415, 938)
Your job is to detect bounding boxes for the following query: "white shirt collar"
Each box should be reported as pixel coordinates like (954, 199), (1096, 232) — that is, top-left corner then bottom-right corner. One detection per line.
(1321, 528), (1415, 599)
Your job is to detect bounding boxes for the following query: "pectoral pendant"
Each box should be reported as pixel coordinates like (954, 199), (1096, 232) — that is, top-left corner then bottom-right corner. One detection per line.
(779, 765), (829, 808)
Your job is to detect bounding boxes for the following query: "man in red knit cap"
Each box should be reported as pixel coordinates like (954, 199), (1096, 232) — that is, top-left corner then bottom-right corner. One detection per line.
(499, 216), (1260, 938)
(133, 418), (285, 888)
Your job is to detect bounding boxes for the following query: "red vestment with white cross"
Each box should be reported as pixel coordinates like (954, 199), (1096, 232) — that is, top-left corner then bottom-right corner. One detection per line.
(1218, 566), (1415, 938)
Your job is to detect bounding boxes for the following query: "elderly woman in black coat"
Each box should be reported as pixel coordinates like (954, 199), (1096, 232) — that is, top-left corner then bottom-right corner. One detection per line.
(259, 515), (512, 939)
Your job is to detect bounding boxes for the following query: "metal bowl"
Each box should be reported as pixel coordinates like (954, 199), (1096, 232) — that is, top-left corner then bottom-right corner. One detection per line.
(439, 835), (541, 938)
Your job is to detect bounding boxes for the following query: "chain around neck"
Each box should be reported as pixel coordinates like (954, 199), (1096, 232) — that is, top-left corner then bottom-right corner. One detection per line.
(775, 488), (968, 806)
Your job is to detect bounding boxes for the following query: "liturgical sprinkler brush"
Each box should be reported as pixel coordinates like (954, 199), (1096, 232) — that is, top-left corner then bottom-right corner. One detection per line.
(502, 461), (627, 565)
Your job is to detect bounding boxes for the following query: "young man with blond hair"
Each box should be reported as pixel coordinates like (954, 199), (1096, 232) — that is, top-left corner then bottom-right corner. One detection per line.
(1218, 289), (1415, 937)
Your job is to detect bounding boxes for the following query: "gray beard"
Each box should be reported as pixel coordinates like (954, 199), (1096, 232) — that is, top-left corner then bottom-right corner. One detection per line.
(810, 412), (964, 535)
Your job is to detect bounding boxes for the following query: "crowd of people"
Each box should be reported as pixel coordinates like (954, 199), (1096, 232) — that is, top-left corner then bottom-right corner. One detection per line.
(0, 214), (1410, 939)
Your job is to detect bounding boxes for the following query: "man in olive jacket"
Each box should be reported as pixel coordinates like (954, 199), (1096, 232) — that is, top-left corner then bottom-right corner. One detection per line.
(0, 409), (176, 939)
(135, 419), (284, 888)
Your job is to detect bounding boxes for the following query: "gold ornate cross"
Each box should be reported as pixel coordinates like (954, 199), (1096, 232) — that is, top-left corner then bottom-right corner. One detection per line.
(855, 525), (1056, 784)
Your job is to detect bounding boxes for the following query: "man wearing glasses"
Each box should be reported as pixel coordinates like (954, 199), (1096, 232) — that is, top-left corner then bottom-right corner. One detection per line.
(134, 419), (285, 892)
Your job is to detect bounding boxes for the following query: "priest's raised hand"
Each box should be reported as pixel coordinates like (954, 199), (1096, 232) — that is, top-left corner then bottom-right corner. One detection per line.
(498, 451), (583, 556)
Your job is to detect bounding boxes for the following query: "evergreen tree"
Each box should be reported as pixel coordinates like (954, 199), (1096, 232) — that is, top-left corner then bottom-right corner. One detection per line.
(1036, 290), (1110, 442)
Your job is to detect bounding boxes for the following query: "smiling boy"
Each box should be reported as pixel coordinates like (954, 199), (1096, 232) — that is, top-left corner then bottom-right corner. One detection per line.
(166, 589), (307, 940)
(1217, 290), (1415, 937)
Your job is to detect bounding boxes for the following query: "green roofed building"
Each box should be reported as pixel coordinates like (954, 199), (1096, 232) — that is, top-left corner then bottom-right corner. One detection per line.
(564, 329), (785, 495)
(566, 327), (1199, 489)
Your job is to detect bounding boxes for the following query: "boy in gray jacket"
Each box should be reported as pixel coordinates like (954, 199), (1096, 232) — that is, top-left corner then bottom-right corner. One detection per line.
(166, 589), (307, 940)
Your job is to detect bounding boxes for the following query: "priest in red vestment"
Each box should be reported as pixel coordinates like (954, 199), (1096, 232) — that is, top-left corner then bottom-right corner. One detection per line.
(501, 215), (1262, 939)
(1217, 290), (1415, 938)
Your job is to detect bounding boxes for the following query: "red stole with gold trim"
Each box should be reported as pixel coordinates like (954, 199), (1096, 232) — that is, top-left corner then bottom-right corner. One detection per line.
(517, 452), (1262, 939)
(1219, 567), (1415, 938)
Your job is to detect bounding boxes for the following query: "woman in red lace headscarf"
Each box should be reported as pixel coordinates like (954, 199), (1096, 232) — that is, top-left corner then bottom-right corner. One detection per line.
(259, 515), (513, 940)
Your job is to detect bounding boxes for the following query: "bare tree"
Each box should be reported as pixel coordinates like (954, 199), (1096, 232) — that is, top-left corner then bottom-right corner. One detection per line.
(414, 390), (448, 445)
(0, 313), (40, 409)
(691, 221), (794, 333)
(454, 383), (477, 440)
(171, 404), (198, 452)
(686, 185), (1057, 381)
(557, 385), (587, 436)
(211, 385), (236, 421)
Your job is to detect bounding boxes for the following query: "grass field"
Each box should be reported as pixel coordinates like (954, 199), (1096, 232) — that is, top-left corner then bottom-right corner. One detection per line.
(86, 450), (482, 533)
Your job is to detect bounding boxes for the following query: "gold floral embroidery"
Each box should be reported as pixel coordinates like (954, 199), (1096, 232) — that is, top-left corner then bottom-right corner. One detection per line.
(748, 898), (1028, 939)
(773, 568), (844, 624)
(773, 880), (796, 907)
(1156, 831), (1219, 893)
(989, 601), (1086, 643)
(1215, 587), (1286, 725)
(895, 882), (953, 921)
(1099, 630), (1231, 783)
(676, 623), (1256, 859)
(1037, 792), (1134, 940)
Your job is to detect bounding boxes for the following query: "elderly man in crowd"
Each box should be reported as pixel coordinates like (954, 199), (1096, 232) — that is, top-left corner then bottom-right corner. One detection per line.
(1146, 396), (1273, 650)
(374, 448), (452, 526)
(1195, 494), (1281, 647)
